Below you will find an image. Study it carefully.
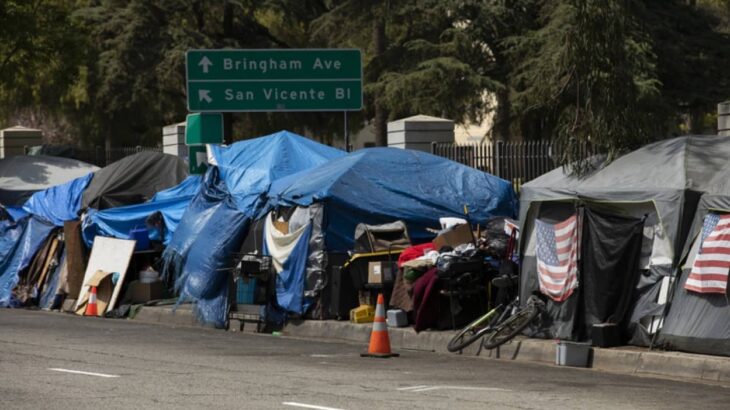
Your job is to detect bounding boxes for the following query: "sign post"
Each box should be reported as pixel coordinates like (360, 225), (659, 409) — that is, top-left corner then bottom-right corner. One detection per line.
(186, 49), (362, 112)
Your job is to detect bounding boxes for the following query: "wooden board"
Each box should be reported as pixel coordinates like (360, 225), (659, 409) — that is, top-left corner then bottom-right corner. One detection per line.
(74, 237), (136, 315)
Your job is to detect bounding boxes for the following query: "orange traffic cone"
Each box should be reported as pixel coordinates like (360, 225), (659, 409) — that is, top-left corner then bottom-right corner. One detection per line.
(361, 293), (399, 358)
(84, 286), (98, 316)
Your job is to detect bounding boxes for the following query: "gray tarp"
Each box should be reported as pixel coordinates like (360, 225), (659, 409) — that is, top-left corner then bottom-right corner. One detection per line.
(81, 152), (187, 210)
(519, 135), (730, 346)
(0, 155), (98, 206)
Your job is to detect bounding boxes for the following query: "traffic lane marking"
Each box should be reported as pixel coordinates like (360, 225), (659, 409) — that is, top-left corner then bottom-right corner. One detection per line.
(398, 385), (511, 393)
(282, 402), (345, 410)
(48, 368), (120, 378)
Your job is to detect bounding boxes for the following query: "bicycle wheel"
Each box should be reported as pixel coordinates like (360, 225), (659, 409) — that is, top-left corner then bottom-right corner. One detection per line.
(481, 300), (541, 350)
(447, 308), (500, 352)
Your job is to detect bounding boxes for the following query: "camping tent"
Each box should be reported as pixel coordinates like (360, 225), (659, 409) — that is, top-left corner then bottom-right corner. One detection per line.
(268, 147), (518, 251)
(0, 155), (98, 206)
(658, 165), (730, 356)
(519, 135), (730, 345)
(161, 131), (345, 327)
(81, 151), (188, 210)
(82, 175), (202, 246)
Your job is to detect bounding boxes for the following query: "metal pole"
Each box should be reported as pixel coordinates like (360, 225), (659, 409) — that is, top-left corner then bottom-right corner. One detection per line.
(344, 111), (350, 152)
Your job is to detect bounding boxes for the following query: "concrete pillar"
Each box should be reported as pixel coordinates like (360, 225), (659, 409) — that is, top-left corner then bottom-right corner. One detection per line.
(0, 125), (43, 158)
(163, 121), (187, 158)
(719, 101), (730, 137)
(387, 115), (454, 152)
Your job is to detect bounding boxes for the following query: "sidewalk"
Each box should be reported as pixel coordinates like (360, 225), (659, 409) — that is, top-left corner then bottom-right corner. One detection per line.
(132, 305), (730, 386)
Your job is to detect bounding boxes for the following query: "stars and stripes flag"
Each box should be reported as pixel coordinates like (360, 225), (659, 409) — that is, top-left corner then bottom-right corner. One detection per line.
(685, 212), (730, 294)
(535, 214), (580, 302)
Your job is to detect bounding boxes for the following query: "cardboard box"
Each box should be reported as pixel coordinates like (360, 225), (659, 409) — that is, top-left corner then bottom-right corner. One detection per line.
(367, 261), (395, 284)
(433, 223), (474, 250)
(128, 280), (164, 304)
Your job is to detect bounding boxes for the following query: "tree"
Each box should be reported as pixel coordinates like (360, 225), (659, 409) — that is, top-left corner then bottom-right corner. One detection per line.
(0, 0), (87, 142)
(312, 0), (493, 146)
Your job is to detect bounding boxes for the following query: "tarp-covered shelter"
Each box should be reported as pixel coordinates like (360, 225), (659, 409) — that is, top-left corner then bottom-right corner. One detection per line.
(268, 147), (518, 251)
(0, 215), (55, 307)
(82, 175), (201, 246)
(659, 162), (730, 356)
(519, 135), (730, 345)
(80, 151), (188, 210)
(0, 155), (98, 206)
(22, 173), (94, 226)
(162, 131), (345, 327)
(264, 148), (517, 316)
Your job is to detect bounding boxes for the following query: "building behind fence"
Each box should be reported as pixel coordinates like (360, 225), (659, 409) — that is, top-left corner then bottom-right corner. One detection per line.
(431, 140), (597, 191)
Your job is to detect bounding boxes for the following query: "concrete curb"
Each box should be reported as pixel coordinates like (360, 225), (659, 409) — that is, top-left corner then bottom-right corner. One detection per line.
(133, 305), (200, 328)
(131, 306), (730, 386)
(282, 320), (730, 386)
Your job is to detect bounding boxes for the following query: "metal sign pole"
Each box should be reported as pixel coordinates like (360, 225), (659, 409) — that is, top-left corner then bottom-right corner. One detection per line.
(344, 111), (350, 152)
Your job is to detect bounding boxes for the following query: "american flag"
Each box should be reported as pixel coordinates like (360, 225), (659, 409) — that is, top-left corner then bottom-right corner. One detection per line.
(535, 214), (580, 302)
(685, 212), (730, 294)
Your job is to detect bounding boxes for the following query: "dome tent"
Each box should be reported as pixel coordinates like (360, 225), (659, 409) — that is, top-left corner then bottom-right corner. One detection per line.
(0, 155), (98, 207)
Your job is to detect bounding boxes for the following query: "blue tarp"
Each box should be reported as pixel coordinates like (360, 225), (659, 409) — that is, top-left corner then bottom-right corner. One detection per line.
(81, 175), (201, 246)
(22, 173), (94, 226)
(1, 205), (27, 221)
(263, 223), (313, 315)
(268, 147), (518, 251)
(162, 131), (345, 327)
(0, 216), (55, 307)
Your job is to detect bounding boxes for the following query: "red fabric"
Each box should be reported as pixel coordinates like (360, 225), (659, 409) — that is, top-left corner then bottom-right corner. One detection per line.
(411, 267), (440, 332)
(398, 243), (435, 268)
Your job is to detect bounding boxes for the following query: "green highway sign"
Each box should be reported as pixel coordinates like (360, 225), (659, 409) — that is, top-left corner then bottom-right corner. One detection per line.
(188, 145), (208, 175)
(185, 113), (223, 145)
(186, 49), (362, 112)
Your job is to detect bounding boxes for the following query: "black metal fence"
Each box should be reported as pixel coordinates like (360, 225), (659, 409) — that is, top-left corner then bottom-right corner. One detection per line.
(431, 141), (597, 191)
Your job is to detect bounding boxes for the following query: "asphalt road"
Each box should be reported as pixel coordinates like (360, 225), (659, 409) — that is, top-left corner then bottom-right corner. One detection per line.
(0, 309), (728, 410)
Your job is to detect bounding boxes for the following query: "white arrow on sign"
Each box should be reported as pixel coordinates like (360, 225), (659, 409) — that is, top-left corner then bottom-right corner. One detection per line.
(198, 56), (213, 73)
(198, 89), (212, 103)
(196, 151), (207, 168)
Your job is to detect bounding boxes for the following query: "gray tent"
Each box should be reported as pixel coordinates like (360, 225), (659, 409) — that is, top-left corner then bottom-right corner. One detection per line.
(519, 135), (730, 345)
(0, 155), (98, 206)
(659, 166), (730, 356)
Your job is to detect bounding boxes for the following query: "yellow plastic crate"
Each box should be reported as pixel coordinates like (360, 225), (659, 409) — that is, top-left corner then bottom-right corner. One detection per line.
(350, 304), (375, 323)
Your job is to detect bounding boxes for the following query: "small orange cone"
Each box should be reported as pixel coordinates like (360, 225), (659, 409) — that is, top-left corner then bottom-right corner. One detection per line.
(84, 286), (98, 317)
(361, 293), (399, 358)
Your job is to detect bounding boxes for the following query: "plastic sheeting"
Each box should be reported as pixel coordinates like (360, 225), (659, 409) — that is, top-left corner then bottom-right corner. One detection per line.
(82, 175), (201, 246)
(0, 155), (98, 206)
(0, 216), (55, 307)
(81, 151), (188, 210)
(162, 131), (344, 327)
(22, 173), (94, 226)
(263, 216), (312, 314)
(268, 147), (518, 251)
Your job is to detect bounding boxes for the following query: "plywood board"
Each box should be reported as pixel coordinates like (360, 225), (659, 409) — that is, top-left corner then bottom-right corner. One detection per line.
(74, 236), (136, 315)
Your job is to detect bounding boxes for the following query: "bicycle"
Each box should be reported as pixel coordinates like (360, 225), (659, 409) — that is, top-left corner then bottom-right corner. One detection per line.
(446, 273), (545, 352)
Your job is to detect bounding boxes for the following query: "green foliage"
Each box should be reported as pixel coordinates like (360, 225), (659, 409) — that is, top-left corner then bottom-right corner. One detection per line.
(0, 0), (728, 163)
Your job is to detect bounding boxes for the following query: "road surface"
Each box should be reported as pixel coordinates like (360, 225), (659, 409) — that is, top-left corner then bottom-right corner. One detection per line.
(0, 309), (727, 409)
